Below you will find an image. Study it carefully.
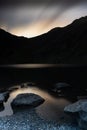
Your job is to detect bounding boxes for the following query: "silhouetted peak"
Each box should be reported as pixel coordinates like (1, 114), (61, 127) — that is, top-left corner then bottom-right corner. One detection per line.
(0, 16), (87, 64)
(0, 16), (87, 38)
(74, 16), (87, 22)
(49, 27), (62, 32)
(71, 16), (87, 26)
(0, 28), (6, 33)
(0, 28), (13, 37)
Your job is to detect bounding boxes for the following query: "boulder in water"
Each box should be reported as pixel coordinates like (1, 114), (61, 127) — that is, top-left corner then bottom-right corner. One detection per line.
(52, 82), (71, 92)
(64, 99), (87, 129)
(11, 93), (45, 112)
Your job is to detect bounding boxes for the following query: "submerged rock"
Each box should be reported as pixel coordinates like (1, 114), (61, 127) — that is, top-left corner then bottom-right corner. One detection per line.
(54, 83), (71, 89)
(11, 93), (45, 112)
(64, 99), (87, 129)
(51, 82), (73, 97)
(52, 82), (71, 92)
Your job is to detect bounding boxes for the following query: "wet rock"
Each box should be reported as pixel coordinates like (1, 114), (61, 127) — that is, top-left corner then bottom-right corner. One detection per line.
(54, 83), (71, 89)
(51, 82), (72, 97)
(0, 108), (79, 130)
(64, 99), (87, 113)
(64, 99), (87, 130)
(20, 82), (35, 88)
(8, 86), (19, 92)
(0, 92), (9, 102)
(11, 93), (45, 112)
(52, 82), (71, 92)
(78, 118), (87, 130)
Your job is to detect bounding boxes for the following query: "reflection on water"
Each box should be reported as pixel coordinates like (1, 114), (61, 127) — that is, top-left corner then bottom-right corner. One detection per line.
(1, 64), (56, 68)
(0, 85), (71, 121)
(1, 64), (75, 68)
(36, 97), (70, 121)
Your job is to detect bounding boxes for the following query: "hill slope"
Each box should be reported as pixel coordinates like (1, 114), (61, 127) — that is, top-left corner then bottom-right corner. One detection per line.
(0, 16), (87, 64)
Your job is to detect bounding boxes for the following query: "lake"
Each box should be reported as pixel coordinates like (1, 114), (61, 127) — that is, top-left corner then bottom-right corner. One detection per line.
(0, 85), (74, 122)
(0, 64), (87, 121)
(0, 64), (87, 90)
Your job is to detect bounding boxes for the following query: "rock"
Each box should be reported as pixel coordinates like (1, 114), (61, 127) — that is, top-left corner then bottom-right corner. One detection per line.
(0, 91), (9, 103)
(0, 108), (79, 130)
(51, 82), (73, 97)
(78, 118), (87, 130)
(64, 99), (87, 113)
(8, 86), (20, 92)
(64, 99), (87, 129)
(77, 96), (87, 100)
(55, 83), (71, 89)
(20, 82), (35, 88)
(11, 93), (45, 112)
(52, 82), (71, 92)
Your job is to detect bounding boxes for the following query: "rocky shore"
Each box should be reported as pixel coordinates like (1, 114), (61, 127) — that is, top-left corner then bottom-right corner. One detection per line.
(0, 83), (86, 130)
(0, 108), (79, 130)
(64, 99), (87, 130)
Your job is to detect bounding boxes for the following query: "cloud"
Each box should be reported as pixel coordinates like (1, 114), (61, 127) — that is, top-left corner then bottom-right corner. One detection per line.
(0, 0), (87, 7)
(0, 6), (56, 29)
(0, 0), (87, 37)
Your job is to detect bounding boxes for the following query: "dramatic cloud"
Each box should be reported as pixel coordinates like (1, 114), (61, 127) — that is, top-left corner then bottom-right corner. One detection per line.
(0, 0), (87, 6)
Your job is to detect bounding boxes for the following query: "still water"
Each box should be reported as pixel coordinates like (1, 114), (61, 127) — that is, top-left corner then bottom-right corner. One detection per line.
(0, 85), (71, 121)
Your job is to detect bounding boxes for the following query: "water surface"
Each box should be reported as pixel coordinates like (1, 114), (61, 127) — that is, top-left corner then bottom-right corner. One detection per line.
(0, 86), (71, 121)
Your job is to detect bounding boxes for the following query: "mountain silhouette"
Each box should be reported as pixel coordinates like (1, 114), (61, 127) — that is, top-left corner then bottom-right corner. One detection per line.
(0, 16), (87, 64)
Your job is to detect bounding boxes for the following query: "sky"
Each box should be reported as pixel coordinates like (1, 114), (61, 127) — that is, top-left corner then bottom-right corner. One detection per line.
(0, 0), (87, 38)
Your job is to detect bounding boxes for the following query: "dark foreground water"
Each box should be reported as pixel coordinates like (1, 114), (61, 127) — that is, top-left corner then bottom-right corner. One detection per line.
(0, 64), (87, 90)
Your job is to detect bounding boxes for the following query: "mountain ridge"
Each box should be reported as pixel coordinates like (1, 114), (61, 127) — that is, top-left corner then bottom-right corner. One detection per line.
(0, 16), (87, 64)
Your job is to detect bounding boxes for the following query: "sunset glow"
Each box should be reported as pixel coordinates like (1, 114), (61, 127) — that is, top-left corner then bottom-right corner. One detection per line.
(0, 1), (87, 38)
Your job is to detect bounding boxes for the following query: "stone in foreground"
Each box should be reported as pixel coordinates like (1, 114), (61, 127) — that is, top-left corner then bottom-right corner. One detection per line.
(11, 93), (45, 112)
(64, 99), (87, 113)
(64, 99), (87, 130)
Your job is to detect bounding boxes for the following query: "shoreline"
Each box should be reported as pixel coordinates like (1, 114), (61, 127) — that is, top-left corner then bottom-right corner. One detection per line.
(0, 108), (79, 130)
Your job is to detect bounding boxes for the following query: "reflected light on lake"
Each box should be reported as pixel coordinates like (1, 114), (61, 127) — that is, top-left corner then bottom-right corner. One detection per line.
(0, 86), (71, 121)
(0, 64), (76, 68)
